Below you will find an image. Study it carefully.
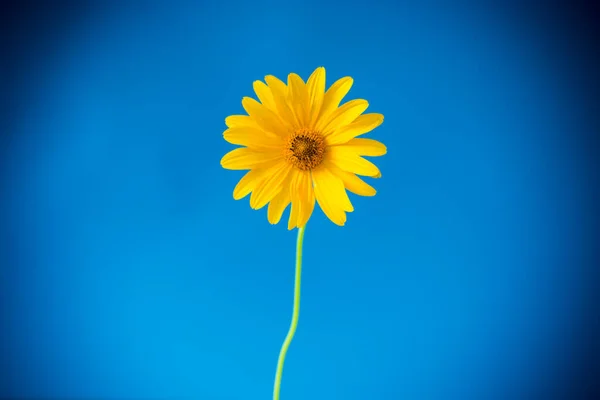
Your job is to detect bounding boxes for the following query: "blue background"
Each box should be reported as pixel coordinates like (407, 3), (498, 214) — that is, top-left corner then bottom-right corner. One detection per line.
(1, 1), (598, 399)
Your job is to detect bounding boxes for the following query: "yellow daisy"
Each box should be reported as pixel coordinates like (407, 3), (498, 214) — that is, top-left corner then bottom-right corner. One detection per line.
(220, 66), (386, 229)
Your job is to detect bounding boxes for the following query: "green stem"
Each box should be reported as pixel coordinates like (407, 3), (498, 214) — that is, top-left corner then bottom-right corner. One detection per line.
(273, 225), (306, 400)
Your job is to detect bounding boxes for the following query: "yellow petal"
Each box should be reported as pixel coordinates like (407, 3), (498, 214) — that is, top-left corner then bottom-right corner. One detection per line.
(268, 188), (291, 225)
(315, 76), (353, 130)
(322, 99), (369, 135)
(223, 127), (282, 149)
(264, 75), (288, 93)
(233, 168), (267, 200)
(288, 170), (315, 229)
(220, 147), (282, 170)
(337, 138), (387, 156)
(242, 97), (288, 137)
(253, 80), (277, 112)
(372, 171), (382, 178)
(306, 67), (326, 128)
(312, 165), (353, 226)
(287, 200), (299, 230)
(265, 75), (299, 129)
(301, 175), (316, 228)
(327, 146), (381, 176)
(287, 171), (300, 230)
(329, 165), (377, 197)
(326, 113), (384, 145)
(225, 115), (259, 129)
(287, 73), (309, 127)
(250, 162), (292, 210)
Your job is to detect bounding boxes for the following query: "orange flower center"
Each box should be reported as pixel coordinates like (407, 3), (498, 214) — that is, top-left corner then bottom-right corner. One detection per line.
(283, 128), (326, 171)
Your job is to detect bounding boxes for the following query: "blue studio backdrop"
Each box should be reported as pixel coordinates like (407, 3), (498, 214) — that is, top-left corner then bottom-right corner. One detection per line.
(1, 1), (596, 399)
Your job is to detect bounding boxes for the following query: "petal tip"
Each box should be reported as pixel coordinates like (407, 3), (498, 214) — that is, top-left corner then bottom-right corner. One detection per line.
(241, 96), (255, 106)
(252, 80), (265, 91)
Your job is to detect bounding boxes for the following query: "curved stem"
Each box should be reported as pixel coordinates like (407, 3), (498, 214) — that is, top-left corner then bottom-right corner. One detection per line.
(273, 225), (306, 400)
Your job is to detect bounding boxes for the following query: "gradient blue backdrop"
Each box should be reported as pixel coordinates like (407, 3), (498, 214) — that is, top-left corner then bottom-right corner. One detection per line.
(1, 1), (595, 399)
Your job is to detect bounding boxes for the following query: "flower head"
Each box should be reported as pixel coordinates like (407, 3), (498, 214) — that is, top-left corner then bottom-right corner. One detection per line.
(220, 67), (386, 229)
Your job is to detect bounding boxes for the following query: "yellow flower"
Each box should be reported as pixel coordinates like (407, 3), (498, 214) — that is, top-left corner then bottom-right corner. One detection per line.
(220, 67), (386, 229)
